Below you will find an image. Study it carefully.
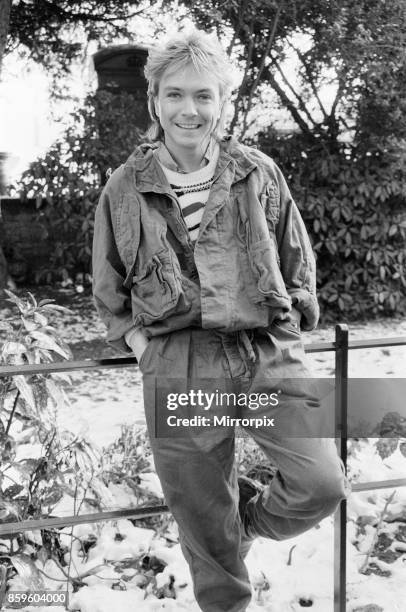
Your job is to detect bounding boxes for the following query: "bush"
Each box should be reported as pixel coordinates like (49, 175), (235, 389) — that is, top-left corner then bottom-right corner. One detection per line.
(0, 291), (102, 596)
(15, 90), (144, 284)
(0, 291), (166, 601)
(256, 130), (406, 321)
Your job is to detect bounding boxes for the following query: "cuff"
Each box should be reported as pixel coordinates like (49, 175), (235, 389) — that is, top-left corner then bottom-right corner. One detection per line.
(105, 316), (135, 355)
(288, 289), (320, 331)
(124, 326), (143, 349)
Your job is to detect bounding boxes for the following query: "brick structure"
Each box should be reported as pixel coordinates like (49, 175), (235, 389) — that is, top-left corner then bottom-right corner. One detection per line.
(0, 197), (49, 284)
(93, 44), (149, 130)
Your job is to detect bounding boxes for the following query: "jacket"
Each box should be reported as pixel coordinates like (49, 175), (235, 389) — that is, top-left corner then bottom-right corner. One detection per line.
(92, 136), (319, 353)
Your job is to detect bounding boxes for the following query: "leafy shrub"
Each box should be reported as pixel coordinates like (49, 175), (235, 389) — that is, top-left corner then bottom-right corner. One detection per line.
(256, 130), (406, 321)
(101, 424), (170, 532)
(15, 90), (143, 284)
(0, 291), (107, 598)
(0, 291), (169, 602)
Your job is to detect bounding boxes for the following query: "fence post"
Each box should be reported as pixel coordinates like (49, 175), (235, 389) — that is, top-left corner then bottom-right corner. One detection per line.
(334, 324), (348, 612)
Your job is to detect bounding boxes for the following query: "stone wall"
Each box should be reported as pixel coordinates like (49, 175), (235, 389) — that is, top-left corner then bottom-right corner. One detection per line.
(0, 197), (50, 284)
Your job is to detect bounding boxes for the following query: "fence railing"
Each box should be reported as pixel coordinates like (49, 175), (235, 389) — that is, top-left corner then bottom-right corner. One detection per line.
(1, 324), (406, 612)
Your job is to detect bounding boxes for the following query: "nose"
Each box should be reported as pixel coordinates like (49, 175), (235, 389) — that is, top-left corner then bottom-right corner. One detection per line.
(181, 96), (198, 116)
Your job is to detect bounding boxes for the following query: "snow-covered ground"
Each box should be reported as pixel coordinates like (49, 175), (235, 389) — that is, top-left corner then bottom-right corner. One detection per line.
(5, 445), (406, 612)
(2, 294), (406, 611)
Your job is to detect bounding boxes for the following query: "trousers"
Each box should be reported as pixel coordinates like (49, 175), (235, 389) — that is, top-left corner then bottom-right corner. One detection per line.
(139, 320), (350, 612)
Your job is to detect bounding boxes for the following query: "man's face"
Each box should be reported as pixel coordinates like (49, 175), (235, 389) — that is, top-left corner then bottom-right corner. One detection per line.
(154, 63), (222, 157)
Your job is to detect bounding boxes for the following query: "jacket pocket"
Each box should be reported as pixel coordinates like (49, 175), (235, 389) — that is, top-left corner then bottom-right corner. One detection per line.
(131, 250), (181, 326)
(248, 237), (290, 305)
(261, 180), (280, 231)
(273, 317), (301, 337)
(116, 194), (141, 271)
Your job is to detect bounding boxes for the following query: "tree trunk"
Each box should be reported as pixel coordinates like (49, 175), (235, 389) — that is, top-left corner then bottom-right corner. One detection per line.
(0, 1), (13, 289)
(0, 0), (11, 75)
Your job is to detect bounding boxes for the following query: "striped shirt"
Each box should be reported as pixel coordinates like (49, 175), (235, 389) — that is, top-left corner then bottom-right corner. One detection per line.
(155, 141), (220, 243)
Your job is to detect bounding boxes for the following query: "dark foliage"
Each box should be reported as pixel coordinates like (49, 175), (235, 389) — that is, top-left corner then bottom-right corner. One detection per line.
(256, 129), (406, 320)
(6, 0), (151, 75)
(16, 89), (143, 283)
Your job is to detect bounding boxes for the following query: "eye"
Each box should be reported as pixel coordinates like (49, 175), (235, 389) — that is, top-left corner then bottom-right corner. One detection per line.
(167, 91), (180, 98)
(198, 93), (212, 100)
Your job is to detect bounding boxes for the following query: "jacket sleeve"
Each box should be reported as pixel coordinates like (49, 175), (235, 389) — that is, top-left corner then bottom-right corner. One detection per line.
(92, 181), (134, 354)
(274, 164), (320, 331)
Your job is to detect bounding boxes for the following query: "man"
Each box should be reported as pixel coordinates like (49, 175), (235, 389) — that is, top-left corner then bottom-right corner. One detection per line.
(92, 29), (350, 612)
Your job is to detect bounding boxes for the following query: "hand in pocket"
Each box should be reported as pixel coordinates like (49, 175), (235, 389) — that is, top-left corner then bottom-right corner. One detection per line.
(125, 328), (150, 362)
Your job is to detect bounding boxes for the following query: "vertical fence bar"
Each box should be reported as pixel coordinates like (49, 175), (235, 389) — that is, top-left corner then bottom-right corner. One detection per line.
(334, 324), (348, 612)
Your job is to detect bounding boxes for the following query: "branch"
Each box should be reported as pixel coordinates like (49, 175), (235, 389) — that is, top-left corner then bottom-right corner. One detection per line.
(241, 1), (283, 137)
(287, 40), (329, 121)
(241, 113), (258, 138)
(330, 68), (347, 120)
(0, 0), (11, 72)
(63, 9), (146, 23)
(66, 480), (79, 592)
(5, 390), (19, 435)
(229, 19), (256, 134)
(338, 116), (354, 131)
(359, 490), (396, 575)
(287, 544), (296, 566)
(45, 554), (107, 587)
(262, 64), (313, 136)
(40, 0), (145, 26)
(226, 27), (238, 56)
(273, 58), (319, 129)
(324, 67), (351, 140)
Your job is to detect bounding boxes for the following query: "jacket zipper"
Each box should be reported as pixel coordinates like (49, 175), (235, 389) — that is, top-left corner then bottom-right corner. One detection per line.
(167, 192), (194, 253)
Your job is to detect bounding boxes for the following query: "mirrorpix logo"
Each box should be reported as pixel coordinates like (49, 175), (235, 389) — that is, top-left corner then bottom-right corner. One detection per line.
(164, 388), (281, 429)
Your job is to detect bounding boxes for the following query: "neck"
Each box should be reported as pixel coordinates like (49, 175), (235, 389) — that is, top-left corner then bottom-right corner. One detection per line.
(164, 138), (211, 172)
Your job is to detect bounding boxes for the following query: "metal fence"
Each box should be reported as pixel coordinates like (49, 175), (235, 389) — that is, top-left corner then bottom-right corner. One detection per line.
(1, 323), (406, 612)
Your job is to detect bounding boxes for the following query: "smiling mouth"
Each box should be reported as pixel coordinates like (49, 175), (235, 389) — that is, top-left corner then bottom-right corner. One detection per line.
(176, 123), (202, 129)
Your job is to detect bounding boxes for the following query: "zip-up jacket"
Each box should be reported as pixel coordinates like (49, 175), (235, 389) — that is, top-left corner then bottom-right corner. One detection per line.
(92, 136), (319, 353)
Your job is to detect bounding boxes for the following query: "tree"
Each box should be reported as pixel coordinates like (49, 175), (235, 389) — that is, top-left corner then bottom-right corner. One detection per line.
(0, 1), (12, 287)
(171, 0), (406, 147)
(4, 0), (155, 78)
(1, 0), (156, 288)
(14, 88), (143, 283)
(0, 0), (11, 72)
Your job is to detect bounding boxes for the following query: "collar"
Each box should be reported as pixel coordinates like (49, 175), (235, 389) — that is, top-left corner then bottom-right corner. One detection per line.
(152, 138), (218, 173)
(123, 136), (258, 192)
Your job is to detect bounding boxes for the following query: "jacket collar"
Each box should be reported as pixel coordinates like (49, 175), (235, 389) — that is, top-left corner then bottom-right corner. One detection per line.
(123, 136), (257, 193)
(153, 138), (218, 173)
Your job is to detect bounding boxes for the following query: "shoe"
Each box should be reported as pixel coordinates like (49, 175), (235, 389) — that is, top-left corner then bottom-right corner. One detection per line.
(238, 474), (264, 541)
(245, 463), (278, 485)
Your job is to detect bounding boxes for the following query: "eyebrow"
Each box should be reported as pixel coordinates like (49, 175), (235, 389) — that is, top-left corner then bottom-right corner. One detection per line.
(162, 86), (214, 94)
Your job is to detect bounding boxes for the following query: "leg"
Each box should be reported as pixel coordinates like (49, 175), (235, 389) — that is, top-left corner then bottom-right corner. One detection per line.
(242, 435), (348, 540)
(140, 329), (252, 612)
(241, 323), (350, 540)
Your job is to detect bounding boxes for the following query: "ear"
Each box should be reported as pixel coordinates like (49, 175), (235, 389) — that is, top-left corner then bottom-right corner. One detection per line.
(154, 98), (160, 118)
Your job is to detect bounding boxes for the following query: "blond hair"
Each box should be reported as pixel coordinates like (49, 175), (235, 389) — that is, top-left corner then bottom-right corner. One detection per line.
(144, 30), (234, 141)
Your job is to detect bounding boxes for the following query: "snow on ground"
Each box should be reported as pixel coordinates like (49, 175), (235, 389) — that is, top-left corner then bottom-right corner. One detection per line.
(306, 318), (406, 378)
(2, 292), (406, 611)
